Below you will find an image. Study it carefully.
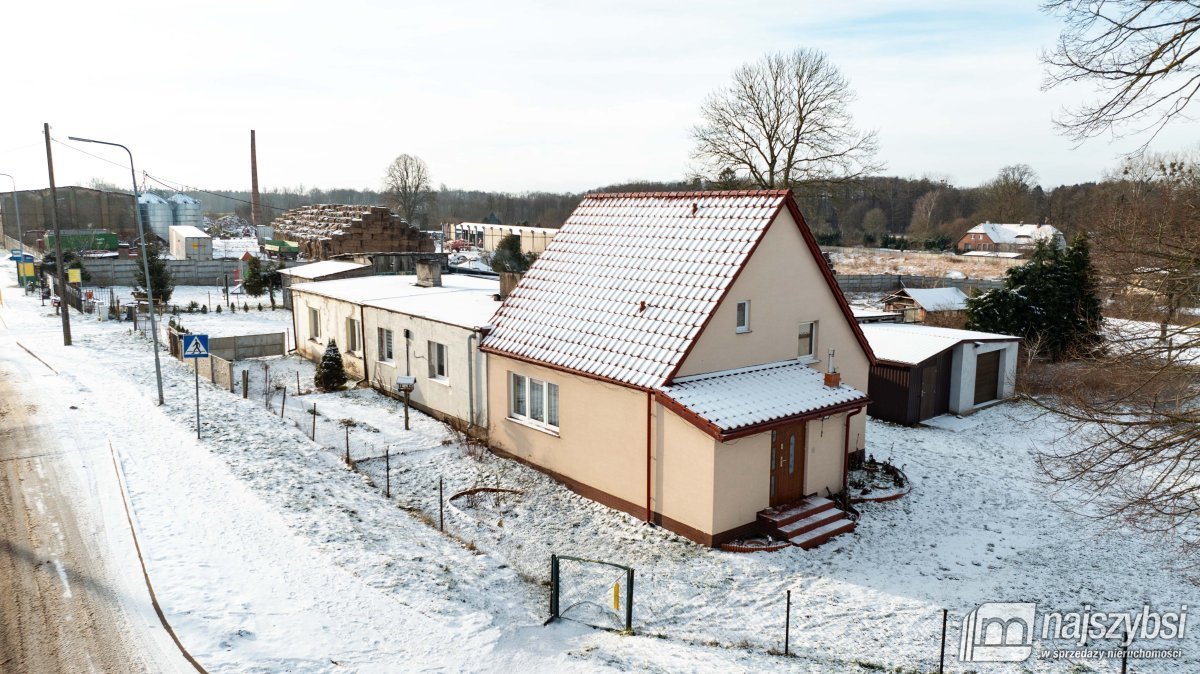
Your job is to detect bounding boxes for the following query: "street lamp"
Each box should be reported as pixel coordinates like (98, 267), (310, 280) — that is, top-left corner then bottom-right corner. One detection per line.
(0, 172), (25, 285)
(66, 136), (165, 406)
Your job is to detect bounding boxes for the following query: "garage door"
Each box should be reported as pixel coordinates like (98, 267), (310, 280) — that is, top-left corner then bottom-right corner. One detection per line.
(973, 350), (1001, 405)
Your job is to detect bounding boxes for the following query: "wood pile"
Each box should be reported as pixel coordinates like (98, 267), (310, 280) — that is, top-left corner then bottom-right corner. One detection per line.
(269, 204), (434, 260)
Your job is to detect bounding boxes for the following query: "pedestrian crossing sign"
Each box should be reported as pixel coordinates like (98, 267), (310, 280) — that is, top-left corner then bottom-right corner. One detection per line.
(183, 334), (209, 359)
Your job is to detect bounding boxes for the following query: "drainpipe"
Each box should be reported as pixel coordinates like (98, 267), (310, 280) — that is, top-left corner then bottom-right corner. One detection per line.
(645, 391), (653, 523)
(360, 304), (369, 385)
(467, 331), (477, 429)
(289, 300), (299, 353)
(842, 406), (864, 491)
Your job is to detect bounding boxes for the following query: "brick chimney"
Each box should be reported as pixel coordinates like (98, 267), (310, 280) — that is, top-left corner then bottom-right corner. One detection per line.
(823, 348), (841, 388)
(415, 259), (442, 287)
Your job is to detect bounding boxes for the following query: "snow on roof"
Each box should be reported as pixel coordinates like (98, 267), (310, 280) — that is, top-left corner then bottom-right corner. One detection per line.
(861, 323), (1018, 365)
(279, 260), (369, 279)
(851, 305), (901, 320)
(658, 360), (867, 434)
(291, 273), (501, 329)
(169, 225), (210, 239)
(962, 250), (1023, 259)
(966, 222), (1063, 246)
(480, 190), (791, 389)
(168, 193), (201, 205)
(138, 193), (168, 204)
(894, 287), (968, 311)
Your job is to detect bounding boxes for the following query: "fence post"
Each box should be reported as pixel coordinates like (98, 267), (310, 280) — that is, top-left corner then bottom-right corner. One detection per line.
(242, 369), (249, 399)
(785, 589), (791, 656)
(280, 388), (286, 419)
(439, 477), (444, 532)
(1121, 630), (1128, 674)
(549, 554), (559, 620)
(344, 423), (350, 464)
(311, 403), (317, 440)
(296, 371), (301, 396)
(385, 449), (390, 498)
(625, 567), (634, 635)
(939, 608), (947, 673)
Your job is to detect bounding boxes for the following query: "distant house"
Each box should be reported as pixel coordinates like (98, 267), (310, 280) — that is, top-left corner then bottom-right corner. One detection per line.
(862, 324), (1019, 425)
(290, 264), (500, 431)
(480, 190), (875, 548)
(956, 222), (1064, 255)
(881, 287), (969, 325)
(278, 260), (373, 309)
(445, 222), (557, 254)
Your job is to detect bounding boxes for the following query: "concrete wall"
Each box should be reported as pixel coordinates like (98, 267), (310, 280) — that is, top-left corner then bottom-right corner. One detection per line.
(835, 274), (1003, 295)
(948, 341), (1020, 415)
(209, 333), (286, 360)
(77, 258), (243, 286)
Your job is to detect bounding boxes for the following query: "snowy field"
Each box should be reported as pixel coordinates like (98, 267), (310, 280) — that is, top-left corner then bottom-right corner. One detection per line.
(3, 265), (1197, 672)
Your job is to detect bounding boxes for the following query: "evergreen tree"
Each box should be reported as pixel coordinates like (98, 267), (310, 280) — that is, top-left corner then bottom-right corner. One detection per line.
(314, 340), (348, 391)
(134, 242), (175, 304)
(965, 236), (1103, 360)
(242, 256), (268, 296)
(490, 233), (537, 273)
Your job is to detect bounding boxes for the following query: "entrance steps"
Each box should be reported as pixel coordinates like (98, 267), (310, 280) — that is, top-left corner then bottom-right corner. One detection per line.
(757, 495), (856, 549)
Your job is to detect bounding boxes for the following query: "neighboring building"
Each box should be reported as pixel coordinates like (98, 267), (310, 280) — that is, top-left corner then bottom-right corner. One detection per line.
(445, 222), (557, 254)
(862, 324), (1019, 425)
(270, 204), (434, 260)
(956, 222), (1064, 255)
(278, 260), (373, 309)
(290, 266), (500, 431)
(1, 186), (137, 243)
(881, 287), (969, 324)
(480, 190), (875, 548)
(850, 305), (903, 324)
(168, 225), (213, 260)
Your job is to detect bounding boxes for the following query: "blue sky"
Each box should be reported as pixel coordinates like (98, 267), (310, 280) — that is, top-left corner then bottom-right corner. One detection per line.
(0, 1), (1195, 196)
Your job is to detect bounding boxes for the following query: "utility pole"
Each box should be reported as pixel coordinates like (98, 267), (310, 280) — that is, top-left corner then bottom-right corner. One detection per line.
(44, 123), (71, 346)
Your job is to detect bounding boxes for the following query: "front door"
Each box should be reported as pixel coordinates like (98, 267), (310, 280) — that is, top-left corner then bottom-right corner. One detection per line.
(769, 422), (807, 507)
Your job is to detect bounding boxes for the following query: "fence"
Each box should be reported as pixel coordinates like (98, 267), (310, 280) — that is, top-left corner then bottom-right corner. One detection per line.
(78, 258), (244, 286)
(165, 327), (287, 393)
(835, 274), (1004, 295)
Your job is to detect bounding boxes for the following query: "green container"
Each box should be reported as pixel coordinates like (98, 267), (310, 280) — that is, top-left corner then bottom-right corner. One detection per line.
(44, 230), (118, 252)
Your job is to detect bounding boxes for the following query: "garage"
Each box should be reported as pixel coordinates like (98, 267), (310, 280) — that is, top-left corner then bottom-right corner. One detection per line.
(973, 350), (1001, 405)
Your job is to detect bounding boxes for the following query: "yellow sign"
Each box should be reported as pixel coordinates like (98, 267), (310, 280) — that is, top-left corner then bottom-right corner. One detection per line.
(68, 268), (81, 284)
(18, 262), (34, 277)
(613, 582), (620, 610)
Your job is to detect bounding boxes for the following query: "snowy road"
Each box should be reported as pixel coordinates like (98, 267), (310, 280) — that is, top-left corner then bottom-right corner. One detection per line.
(0, 342), (190, 673)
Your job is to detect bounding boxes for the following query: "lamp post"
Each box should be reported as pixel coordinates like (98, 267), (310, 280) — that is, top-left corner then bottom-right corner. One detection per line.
(67, 136), (164, 405)
(0, 173), (25, 284)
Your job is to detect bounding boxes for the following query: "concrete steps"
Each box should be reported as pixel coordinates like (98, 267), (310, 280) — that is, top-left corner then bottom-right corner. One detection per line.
(757, 495), (856, 549)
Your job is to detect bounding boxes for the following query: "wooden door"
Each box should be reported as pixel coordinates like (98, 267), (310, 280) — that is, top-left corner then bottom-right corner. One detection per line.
(919, 364), (937, 420)
(769, 422), (807, 507)
(974, 350), (1001, 405)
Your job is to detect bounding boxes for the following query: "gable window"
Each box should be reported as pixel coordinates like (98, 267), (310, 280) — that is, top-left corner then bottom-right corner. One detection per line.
(377, 328), (394, 361)
(798, 321), (816, 359)
(509, 372), (559, 430)
(308, 307), (321, 340)
(345, 317), (361, 353)
(736, 300), (751, 333)
(428, 341), (448, 380)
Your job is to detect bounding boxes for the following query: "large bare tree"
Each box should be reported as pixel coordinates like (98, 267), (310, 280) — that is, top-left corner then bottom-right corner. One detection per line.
(979, 164), (1041, 223)
(384, 154), (433, 227)
(692, 48), (882, 189)
(1043, 0), (1200, 143)
(1033, 153), (1200, 557)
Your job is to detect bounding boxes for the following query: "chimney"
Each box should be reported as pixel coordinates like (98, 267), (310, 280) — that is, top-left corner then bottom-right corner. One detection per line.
(823, 348), (841, 388)
(415, 259), (442, 287)
(250, 130), (262, 227)
(499, 271), (523, 299)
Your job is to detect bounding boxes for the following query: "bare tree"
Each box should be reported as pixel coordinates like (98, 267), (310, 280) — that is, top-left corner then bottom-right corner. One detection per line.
(979, 164), (1040, 223)
(1033, 153), (1200, 559)
(1042, 0), (1200, 143)
(383, 154), (433, 227)
(692, 48), (882, 189)
(908, 189), (942, 239)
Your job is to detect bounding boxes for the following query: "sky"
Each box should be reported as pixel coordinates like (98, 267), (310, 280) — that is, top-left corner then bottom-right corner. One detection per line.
(0, 0), (1196, 196)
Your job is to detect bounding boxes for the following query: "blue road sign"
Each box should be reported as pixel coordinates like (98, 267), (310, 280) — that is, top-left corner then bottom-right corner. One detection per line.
(183, 334), (210, 359)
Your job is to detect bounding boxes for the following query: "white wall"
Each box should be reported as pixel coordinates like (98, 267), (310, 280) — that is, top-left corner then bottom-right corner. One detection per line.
(949, 341), (1019, 414)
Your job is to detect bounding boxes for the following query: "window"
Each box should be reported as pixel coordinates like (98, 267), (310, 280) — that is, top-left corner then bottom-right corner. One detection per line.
(308, 307), (320, 340)
(345, 317), (361, 353)
(428, 341), (448, 380)
(509, 372), (559, 430)
(736, 300), (751, 333)
(798, 321), (816, 359)
(377, 328), (394, 361)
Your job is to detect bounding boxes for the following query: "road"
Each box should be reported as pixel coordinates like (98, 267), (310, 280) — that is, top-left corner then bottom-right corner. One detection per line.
(0, 332), (188, 672)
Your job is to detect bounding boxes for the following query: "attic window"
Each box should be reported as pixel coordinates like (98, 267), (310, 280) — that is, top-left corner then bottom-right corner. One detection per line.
(736, 300), (751, 333)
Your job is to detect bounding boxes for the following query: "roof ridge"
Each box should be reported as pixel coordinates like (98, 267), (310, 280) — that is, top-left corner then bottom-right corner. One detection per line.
(582, 189), (791, 200)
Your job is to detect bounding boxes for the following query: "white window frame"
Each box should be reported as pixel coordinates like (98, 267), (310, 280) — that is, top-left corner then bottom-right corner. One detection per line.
(798, 321), (817, 360)
(377, 327), (394, 362)
(509, 372), (559, 432)
(308, 307), (321, 340)
(736, 300), (751, 333)
(345, 317), (361, 353)
(428, 341), (448, 381)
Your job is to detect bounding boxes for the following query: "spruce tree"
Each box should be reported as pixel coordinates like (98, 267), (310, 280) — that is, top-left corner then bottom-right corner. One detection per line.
(134, 242), (175, 304)
(314, 340), (348, 391)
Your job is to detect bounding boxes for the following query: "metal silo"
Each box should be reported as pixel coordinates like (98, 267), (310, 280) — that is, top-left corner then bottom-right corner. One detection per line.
(139, 193), (173, 242)
(168, 193), (203, 230)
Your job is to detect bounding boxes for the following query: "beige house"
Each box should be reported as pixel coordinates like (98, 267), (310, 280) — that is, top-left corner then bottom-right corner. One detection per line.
(480, 191), (876, 547)
(291, 267), (500, 431)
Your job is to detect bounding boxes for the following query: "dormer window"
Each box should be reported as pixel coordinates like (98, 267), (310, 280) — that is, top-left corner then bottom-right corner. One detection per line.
(736, 300), (751, 333)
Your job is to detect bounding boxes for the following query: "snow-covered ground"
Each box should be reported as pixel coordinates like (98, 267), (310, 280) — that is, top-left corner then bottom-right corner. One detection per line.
(3, 265), (1197, 672)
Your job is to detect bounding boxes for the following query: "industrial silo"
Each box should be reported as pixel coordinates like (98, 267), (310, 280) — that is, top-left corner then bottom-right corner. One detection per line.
(138, 193), (173, 242)
(168, 193), (203, 230)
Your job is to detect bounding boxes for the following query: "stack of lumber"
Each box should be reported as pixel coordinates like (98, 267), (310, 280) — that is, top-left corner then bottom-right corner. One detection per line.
(269, 204), (434, 260)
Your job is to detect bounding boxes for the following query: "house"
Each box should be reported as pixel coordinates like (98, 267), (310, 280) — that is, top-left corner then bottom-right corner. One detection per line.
(278, 260), (373, 309)
(861, 323), (1019, 425)
(445, 222), (557, 254)
(850, 305), (903, 324)
(881, 287), (969, 325)
(290, 263), (500, 431)
(480, 190), (875, 548)
(956, 222), (1064, 255)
